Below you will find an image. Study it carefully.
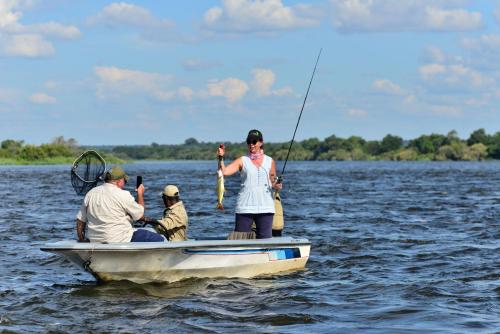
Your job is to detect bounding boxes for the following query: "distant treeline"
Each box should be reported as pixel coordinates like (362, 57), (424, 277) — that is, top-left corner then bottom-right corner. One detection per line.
(0, 137), (123, 165)
(2, 129), (500, 164)
(110, 129), (497, 161)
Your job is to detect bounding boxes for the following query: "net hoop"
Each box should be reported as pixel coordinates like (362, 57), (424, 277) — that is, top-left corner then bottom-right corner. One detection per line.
(71, 150), (106, 196)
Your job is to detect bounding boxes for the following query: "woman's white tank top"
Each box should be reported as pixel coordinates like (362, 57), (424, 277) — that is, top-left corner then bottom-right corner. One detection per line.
(235, 155), (275, 214)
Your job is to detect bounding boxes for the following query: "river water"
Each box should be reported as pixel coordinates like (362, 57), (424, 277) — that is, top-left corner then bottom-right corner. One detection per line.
(0, 161), (498, 333)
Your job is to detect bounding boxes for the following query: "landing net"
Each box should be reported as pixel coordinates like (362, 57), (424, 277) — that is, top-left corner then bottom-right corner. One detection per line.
(71, 150), (106, 196)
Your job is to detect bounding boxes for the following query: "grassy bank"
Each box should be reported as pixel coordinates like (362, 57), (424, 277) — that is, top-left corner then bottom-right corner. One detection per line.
(0, 157), (76, 165)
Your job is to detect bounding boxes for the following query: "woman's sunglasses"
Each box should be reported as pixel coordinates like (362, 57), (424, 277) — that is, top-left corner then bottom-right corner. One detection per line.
(246, 139), (258, 145)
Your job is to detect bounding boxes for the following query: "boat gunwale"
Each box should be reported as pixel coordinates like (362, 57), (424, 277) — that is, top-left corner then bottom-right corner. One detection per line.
(40, 237), (311, 252)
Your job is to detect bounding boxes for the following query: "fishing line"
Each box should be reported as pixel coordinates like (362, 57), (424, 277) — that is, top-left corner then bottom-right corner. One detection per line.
(280, 48), (322, 179)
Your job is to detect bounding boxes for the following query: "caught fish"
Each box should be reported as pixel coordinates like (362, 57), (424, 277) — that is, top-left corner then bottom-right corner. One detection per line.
(216, 143), (225, 210)
(216, 168), (225, 210)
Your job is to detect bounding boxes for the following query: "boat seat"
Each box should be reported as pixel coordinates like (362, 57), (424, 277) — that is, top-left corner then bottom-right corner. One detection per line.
(227, 231), (256, 240)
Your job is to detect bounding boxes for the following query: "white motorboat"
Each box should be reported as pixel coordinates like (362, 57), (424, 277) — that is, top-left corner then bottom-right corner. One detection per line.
(41, 236), (311, 284)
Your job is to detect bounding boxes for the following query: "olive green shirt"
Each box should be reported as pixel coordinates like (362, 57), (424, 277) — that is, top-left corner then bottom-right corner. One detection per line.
(272, 192), (284, 231)
(156, 201), (188, 241)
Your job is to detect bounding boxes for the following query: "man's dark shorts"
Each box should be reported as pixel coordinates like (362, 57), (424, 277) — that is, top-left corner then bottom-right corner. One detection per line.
(131, 229), (164, 242)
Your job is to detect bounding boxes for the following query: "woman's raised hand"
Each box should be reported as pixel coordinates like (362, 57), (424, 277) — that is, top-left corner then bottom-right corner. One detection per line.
(217, 143), (225, 158)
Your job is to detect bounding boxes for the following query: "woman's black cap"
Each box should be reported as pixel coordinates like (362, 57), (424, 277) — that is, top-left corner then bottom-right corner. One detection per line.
(246, 129), (263, 142)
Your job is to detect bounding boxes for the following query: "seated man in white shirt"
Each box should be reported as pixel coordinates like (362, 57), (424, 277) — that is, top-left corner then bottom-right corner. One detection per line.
(75, 166), (164, 243)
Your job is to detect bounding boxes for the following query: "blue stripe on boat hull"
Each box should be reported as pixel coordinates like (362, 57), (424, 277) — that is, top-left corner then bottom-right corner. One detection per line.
(183, 248), (302, 259)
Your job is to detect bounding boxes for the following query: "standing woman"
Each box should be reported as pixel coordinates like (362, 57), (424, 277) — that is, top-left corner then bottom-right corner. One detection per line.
(217, 129), (282, 239)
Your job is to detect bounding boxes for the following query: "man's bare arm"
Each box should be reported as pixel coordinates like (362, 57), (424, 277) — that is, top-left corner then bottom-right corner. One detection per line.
(76, 219), (88, 242)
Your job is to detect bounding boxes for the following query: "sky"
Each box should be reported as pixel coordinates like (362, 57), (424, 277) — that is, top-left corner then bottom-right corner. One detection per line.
(2, 0), (500, 145)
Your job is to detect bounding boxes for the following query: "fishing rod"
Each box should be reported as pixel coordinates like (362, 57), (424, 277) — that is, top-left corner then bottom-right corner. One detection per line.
(279, 48), (322, 180)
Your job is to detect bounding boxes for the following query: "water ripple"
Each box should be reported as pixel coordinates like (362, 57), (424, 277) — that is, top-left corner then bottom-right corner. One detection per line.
(0, 161), (499, 332)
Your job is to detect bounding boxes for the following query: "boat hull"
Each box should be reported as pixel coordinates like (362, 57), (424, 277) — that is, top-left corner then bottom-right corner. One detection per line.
(41, 237), (311, 284)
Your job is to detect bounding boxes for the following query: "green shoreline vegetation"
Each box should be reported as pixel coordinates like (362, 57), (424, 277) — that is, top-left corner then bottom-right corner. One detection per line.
(0, 137), (125, 165)
(1, 129), (499, 165)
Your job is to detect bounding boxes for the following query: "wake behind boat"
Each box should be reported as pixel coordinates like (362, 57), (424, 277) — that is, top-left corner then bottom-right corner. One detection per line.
(41, 236), (311, 284)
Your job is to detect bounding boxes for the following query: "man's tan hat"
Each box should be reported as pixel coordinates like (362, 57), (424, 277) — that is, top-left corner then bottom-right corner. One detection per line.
(162, 185), (179, 197)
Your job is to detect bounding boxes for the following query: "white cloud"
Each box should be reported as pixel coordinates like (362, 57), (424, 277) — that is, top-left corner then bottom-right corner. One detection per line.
(419, 63), (493, 89)
(207, 77), (249, 103)
(347, 108), (367, 117)
(465, 96), (488, 107)
(424, 46), (447, 63)
(372, 79), (405, 95)
(94, 65), (299, 104)
(0, 1), (80, 58)
(29, 92), (57, 104)
(404, 95), (416, 104)
(458, 34), (500, 71)
(272, 86), (293, 96)
(43, 81), (59, 90)
(95, 66), (176, 101)
(251, 68), (292, 96)
(424, 6), (482, 31)
(0, 87), (17, 103)
(422, 46), (465, 65)
(1, 34), (54, 57)
(419, 64), (446, 77)
(430, 105), (462, 116)
(182, 58), (220, 71)
(177, 86), (195, 101)
(94, 66), (291, 103)
(330, 0), (482, 32)
(28, 22), (81, 39)
(461, 34), (500, 51)
(252, 68), (275, 96)
(494, 3), (500, 24)
(0, 1), (23, 28)
(202, 0), (319, 33)
(89, 2), (173, 29)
